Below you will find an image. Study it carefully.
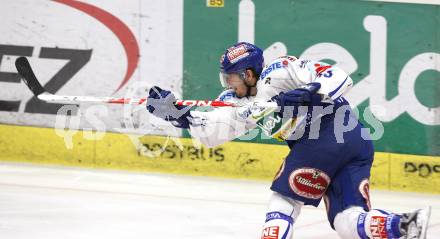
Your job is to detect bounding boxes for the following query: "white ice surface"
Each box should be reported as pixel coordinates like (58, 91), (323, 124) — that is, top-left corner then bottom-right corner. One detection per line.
(0, 162), (439, 239)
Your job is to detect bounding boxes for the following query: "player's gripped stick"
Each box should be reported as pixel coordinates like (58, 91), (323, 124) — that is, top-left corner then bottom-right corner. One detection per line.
(15, 56), (278, 108)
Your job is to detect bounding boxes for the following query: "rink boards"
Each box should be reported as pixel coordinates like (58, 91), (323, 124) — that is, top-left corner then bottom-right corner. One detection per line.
(0, 124), (439, 194)
(0, 0), (439, 195)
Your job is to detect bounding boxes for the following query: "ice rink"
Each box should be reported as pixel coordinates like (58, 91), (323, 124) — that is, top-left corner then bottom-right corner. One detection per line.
(0, 162), (439, 239)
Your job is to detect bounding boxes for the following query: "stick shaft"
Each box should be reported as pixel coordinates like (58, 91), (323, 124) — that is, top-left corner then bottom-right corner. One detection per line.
(37, 93), (241, 107)
(37, 93), (278, 108)
(16, 57), (278, 108)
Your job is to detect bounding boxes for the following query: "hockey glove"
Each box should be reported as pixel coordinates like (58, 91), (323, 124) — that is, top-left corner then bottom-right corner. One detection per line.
(254, 82), (322, 141)
(146, 86), (192, 128)
(275, 82), (322, 116)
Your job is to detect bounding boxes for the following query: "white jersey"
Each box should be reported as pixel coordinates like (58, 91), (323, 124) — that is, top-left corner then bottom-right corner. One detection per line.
(188, 89), (255, 148)
(255, 56), (352, 103)
(188, 56), (353, 148)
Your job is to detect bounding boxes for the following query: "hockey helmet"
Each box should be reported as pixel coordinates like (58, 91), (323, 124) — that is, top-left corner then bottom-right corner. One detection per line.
(219, 42), (264, 88)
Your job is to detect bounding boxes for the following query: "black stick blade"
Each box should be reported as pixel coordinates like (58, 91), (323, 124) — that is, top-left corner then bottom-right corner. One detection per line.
(15, 57), (46, 96)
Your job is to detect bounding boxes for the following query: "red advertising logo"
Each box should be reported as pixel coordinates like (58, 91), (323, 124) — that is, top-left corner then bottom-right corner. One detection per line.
(54, 0), (139, 93)
(370, 216), (387, 239)
(261, 226), (279, 239)
(289, 168), (330, 199)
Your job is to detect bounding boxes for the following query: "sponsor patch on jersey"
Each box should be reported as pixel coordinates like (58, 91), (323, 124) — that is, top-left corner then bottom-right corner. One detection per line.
(261, 226), (279, 239)
(369, 216), (387, 239)
(314, 63), (332, 76)
(260, 61), (284, 80)
(227, 44), (249, 63)
(288, 168), (330, 199)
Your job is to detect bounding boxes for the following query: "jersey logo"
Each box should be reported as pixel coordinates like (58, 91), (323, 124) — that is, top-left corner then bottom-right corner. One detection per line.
(260, 61), (284, 80)
(288, 168), (330, 199)
(314, 63), (332, 76)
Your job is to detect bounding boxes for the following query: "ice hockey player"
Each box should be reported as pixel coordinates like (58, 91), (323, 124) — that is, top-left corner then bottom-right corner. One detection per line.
(145, 42), (431, 239)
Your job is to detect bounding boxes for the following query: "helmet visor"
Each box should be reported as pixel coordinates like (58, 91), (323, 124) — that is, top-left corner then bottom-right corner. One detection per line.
(219, 70), (246, 89)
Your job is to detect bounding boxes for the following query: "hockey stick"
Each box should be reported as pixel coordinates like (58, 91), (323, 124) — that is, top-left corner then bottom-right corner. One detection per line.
(15, 57), (277, 108)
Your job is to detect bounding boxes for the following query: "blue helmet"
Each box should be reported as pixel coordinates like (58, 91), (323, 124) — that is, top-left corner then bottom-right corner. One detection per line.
(219, 42), (264, 86)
